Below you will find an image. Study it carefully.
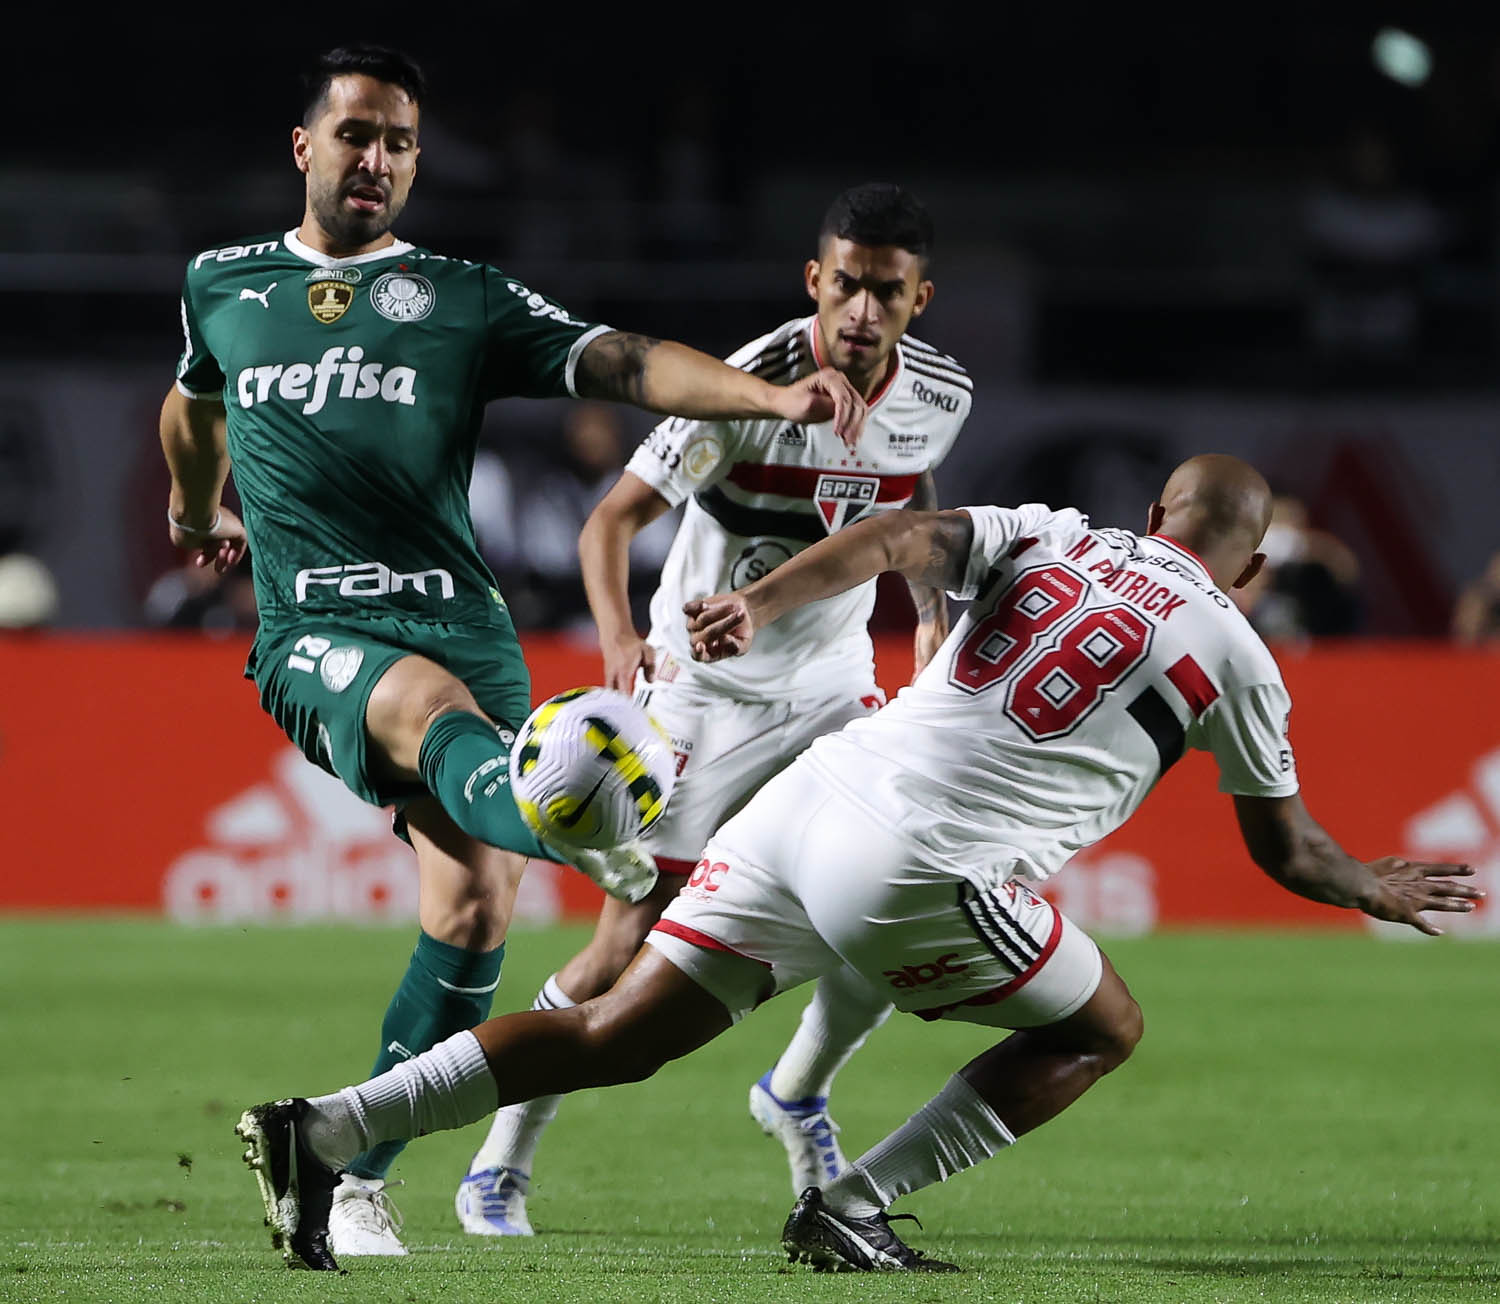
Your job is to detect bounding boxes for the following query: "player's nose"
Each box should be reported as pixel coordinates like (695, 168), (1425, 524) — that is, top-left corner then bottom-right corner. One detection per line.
(360, 140), (391, 177)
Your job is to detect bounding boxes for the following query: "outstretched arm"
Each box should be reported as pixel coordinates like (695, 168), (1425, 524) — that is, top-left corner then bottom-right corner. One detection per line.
(574, 332), (866, 447)
(1233, 793), (1481, 935)
(158, 387), (246, 572)
(685, 509), (975, 662)
(579, 471), (674, 692)
(905, 471), (949, 679)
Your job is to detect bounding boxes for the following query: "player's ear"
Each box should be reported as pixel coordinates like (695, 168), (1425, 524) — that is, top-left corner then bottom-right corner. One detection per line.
(1145, 502), (1165, 535)
(910, 279), (935, 318)
(1232, 552), (1266, 590)
(292, 125), (312, 175)
(804, 259), (821, 302)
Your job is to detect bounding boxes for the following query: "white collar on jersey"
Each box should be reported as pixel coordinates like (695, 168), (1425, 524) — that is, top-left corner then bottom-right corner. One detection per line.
(283, 228), (415, 268)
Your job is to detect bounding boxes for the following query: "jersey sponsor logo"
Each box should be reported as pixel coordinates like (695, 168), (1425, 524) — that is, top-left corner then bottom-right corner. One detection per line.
(505, 280), (586, 326)
(307, 279), (355, 323)
(192, 240), (279, 269)
(730, 539), (793, 589)
(687, 858), (729, 892)
(911, 379), (960, 413)
(370, 270), (435, 323)
(813, 473), (879, 533)
(886, 430), (929, 457)
(318, 646), (365, 693)
(239, 282), (278, 309)
(235, 346), (416, 415)
(294, 559), (456, 604)
(883, 952), (970, 990)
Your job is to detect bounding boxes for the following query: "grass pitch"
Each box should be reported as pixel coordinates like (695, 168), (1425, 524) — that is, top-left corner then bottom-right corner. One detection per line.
(2, 919), (1497, 1303)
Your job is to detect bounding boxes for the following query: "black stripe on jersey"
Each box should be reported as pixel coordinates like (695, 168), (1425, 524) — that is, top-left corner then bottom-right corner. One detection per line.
(696, 485), (825, 543)
(756, 353), (806, 386)
(901, 336), (967, 370)
(959, 884), (1039, 972)
(905, 357), (974, 393)
(747, 340), (799, 376)
(1126, 685), (1186, 776)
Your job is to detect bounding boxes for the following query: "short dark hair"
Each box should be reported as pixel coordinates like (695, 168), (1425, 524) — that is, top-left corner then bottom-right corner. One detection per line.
(818, 183), (934, 263)
(303, 45), (426, 124)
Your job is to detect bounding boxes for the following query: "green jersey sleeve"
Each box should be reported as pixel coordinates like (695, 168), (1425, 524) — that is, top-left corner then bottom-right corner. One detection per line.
(174, 271), (225, 398)
(479, 268), (609, 401)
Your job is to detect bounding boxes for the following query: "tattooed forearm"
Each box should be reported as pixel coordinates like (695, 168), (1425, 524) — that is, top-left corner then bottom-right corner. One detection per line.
(575, 331), (662, 406)
(906, 473), (952, 623)
(911, 512), (974, 595)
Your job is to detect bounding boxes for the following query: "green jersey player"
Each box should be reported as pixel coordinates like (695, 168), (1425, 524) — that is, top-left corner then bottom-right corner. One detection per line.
(161, 44), (864, 1263)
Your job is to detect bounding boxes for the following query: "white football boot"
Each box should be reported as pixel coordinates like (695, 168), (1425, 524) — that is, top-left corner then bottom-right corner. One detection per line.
(455, 1166), (535, 1236)
(749, 1070), (849, 1197)
(327, 1174), (408, 1256)
(557, 839), (658, 904)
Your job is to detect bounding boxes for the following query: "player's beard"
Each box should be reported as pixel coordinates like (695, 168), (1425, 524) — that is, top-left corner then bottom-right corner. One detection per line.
(308, 172), (406, 251)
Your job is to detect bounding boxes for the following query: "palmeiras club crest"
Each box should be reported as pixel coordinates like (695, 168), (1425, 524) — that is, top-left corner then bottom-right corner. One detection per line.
(814, 473), (879, 533)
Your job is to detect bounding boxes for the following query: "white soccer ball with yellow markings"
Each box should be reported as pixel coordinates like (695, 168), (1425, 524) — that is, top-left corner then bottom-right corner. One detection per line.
(509, 687), (675, 850)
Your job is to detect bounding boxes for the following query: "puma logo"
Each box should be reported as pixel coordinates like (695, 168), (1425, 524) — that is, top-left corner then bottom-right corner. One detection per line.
(239, 282), (278, 308)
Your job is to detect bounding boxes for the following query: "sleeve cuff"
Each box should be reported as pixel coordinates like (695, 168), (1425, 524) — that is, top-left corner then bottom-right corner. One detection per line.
(564, 324), (614, 398)
(175, 380), (223, 401)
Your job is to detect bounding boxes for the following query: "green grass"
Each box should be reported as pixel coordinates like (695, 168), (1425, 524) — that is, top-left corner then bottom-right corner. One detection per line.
(2, 920), (1497, 1303)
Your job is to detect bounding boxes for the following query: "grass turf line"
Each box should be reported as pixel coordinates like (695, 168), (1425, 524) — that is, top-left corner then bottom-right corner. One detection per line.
(1, 919), (1497, 1303)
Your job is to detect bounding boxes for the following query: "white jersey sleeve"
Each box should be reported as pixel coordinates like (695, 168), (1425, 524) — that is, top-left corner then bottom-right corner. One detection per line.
(952, 505), (1089, 600)
(625, 415), (741, 507)
(1196, 682), (1299, 797)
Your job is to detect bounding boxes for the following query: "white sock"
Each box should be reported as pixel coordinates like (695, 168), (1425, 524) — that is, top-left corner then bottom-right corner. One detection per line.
(769, 966), (892, 1101)
(467, 975), (575, 1176)
(303, 1030), (498, 1171)
(822, 1074), (1016, 1217)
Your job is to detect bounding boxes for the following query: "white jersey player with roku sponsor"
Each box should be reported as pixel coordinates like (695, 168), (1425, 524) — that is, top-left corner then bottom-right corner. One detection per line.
(457, 183), (972, 1233)
(260, 457), (1477, 1276)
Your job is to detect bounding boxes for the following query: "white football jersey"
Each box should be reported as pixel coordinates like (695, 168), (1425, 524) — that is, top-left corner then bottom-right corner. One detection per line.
(625, 316), (971, 700)
(799, 504), (1300, 887)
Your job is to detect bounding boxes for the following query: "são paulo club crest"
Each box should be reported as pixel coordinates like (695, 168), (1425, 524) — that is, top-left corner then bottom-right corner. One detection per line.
(370, 271), (436, 323)
(814, 473), (879, 533)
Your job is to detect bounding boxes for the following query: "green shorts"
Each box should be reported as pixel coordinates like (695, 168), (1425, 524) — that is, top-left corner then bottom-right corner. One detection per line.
(248, 614), (531, 814)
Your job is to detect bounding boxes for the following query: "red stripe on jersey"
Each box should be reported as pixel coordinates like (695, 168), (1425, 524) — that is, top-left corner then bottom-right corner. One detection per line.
(724, 462), (919, 501)
(653, 856), (698, 877)
(649, 919), (773, 968)
(913, 901), (1064, 1021)
(1165, 654), (1220, 717)
(1155, 533), (1211, 574)
(1009, 536), (1038, 559)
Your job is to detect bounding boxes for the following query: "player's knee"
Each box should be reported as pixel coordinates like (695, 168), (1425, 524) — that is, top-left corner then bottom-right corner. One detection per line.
(1096, 995), (1144, 1072)
(575, 996), (669, 1085)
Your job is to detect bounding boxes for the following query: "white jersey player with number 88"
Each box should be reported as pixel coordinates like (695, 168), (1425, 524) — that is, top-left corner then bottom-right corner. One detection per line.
(242, 455), (1478, 1274)
(456, 183), (972, 1233)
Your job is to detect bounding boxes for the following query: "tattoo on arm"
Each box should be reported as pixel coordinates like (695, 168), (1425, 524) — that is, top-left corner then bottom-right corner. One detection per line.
(575, 331), (662, 406)
(906, 472), (951, 623)
(912, 512), (975, 595)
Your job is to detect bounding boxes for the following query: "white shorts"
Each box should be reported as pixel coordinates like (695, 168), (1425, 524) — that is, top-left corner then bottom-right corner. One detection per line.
(648, 762), (1103, 1027)
(633, 672), (883, 873)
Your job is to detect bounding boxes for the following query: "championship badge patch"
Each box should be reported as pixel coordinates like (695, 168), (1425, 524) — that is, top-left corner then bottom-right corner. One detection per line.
(307, 278), (355, 323)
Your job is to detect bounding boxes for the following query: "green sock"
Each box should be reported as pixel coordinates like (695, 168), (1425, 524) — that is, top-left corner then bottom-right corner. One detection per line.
(417, 710), (551, 859)
(344, 931), (506, 1180)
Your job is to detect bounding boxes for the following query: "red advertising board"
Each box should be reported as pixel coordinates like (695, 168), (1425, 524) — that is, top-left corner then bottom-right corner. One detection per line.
(1, 635), (1495, 934)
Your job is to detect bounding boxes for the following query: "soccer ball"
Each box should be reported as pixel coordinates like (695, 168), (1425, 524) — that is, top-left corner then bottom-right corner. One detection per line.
(509, 687), (675, 850)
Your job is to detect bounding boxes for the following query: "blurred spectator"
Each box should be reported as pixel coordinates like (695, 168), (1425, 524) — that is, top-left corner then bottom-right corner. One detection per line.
(470, 404), (677, 631)
(143, 552), (257, 635)
(1452, 551), (1500, 645)
(1233, 495), (1362, 639)
(1302, 124), (1447, 376)
(0, 548), (59, 628)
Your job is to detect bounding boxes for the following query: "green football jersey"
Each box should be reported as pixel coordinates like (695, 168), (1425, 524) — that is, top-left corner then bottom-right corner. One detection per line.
(174, 227), (607, 631)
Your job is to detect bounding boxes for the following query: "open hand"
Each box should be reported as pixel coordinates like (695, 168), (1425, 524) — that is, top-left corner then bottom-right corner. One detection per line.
(772, 366), (867, 448)
(684, 593), (756, 661)
(1361, 856), (1482, 935)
